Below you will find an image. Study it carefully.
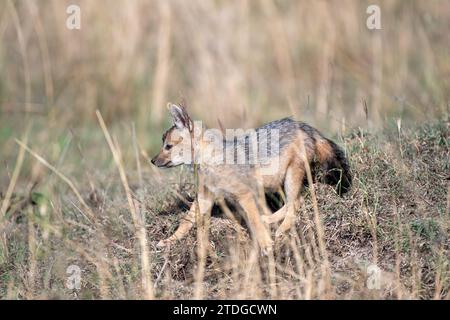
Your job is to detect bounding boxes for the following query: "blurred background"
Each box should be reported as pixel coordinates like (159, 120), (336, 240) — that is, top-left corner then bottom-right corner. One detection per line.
(0, 0), (449, 181)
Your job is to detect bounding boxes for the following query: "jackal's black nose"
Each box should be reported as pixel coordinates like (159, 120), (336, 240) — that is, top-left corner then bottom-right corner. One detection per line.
(150, 158), (156, 165)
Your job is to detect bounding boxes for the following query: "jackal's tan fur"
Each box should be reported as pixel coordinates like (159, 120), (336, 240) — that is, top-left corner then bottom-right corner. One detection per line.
(151, 103), (351, 253)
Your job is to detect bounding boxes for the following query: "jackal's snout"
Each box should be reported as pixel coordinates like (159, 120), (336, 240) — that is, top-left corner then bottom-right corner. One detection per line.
(150, 153), (171, 168)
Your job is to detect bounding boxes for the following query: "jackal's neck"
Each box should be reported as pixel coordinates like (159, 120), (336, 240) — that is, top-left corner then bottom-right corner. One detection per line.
(182, 122), (225, 168)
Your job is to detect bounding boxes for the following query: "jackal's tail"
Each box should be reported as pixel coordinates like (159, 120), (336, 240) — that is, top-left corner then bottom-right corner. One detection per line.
(315, 137), (352, 195)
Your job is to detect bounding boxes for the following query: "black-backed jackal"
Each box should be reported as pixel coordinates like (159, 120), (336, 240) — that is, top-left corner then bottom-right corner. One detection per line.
(151, 103), (351, 253)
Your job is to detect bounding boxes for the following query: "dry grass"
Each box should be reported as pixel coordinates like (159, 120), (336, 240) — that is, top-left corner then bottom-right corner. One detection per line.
(1, 118), (448, 299)
(0, 0), (449, 300)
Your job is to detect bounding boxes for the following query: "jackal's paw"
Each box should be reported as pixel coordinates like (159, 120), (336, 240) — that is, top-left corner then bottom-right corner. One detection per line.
(275, 226), (291, 240)
(260, 244), (273, 256)
(274, 228), (284, 238)
(274, 229), (287, 242)
(261, 215), (272, 225)
(258, 236), (274, 256)
(156, 238), (174, 248)
(275, 219), (294, 239)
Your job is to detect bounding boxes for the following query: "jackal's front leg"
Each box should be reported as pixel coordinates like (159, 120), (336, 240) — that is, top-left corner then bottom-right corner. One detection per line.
(156, 192), (213, 248)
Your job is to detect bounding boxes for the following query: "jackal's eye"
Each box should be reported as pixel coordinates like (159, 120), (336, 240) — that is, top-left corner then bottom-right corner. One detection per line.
(164, 144), (173, 150)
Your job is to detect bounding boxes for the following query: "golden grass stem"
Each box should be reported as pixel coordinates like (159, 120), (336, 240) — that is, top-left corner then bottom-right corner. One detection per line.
(7, 0), (31, 113)
(15, 139), (95, 222)
(131, 122), (143, 188)
(150, 1), (172, 123)
(96, 110), (154, 299)
(1, 132), (28, 218)
(26, 206), (37, 299)
(299, 140), (332, 298)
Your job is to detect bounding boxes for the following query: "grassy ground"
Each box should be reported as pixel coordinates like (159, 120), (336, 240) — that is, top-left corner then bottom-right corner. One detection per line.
(0, 116), (448, 299)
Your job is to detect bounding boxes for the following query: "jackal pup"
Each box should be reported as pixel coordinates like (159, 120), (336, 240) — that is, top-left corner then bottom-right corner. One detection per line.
(151, 103), (351, 252)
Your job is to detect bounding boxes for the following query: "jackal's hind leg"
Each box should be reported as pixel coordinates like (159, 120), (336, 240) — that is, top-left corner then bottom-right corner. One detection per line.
(238, 192), (273, 254)
(261, 205), (288, 224)
(275, 166), (303, 238)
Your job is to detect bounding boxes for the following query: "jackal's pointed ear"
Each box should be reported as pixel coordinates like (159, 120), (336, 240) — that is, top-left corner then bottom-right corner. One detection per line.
(167, 103), (192, 131)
